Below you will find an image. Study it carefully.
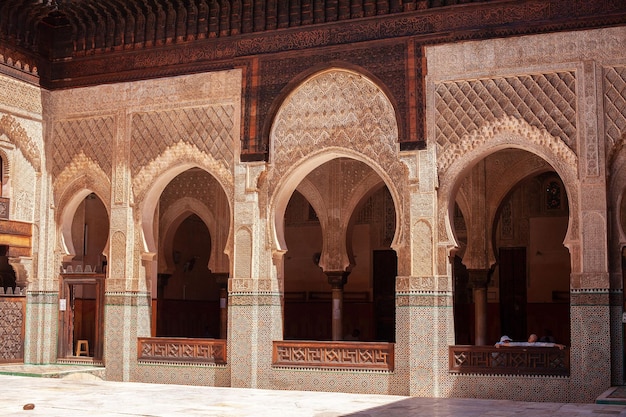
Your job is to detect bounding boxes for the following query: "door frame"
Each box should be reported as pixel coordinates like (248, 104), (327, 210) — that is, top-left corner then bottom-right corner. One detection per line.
(58, 273), (105, 361)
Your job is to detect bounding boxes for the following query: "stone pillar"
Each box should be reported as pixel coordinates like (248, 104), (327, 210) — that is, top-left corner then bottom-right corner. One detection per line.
(567, 59), (611, 402)
(326, 271), (348, 341)
(104, 109), (152, 382)
(229, 162), (282, 389)
(468, 269), (490, 345)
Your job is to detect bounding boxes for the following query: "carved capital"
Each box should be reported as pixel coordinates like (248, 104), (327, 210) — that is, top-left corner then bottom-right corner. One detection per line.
(467, 269), (490, 289)
(326, 271), (349, 289)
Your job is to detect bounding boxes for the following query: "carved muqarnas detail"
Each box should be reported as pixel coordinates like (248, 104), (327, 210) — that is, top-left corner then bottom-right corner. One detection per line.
(437, 116), (577, 176)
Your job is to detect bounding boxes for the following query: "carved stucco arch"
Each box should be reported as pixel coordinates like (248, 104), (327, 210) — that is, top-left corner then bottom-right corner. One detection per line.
(158, 197), (224, 275)
(136, 141), (234, 256)
(438, 116), (579, 260)
(295, 164), (386, 272)
(55, 157), (111, 262)
(269, 68), (408, 268)
(0, 141), (12, 197)
(270, 148), (405, 261)
(454, 151), (555, 265)
(0, 114), (40, 172)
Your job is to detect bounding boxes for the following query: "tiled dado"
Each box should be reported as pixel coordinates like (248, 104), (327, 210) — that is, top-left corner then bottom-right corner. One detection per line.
(228, 292), (282, 306)
(396, 276), (450, 292)
(396, 294), (453, 307)
(105, 292), (151, 307)
(25, 291), (58, 363)
(570, 289), (615, 305)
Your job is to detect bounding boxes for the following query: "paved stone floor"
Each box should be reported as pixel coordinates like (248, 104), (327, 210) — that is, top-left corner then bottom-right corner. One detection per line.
(2, 374), (626, 417)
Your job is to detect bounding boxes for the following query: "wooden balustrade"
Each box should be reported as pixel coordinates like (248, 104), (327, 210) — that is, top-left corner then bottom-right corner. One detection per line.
(137, 337), (226, 365)
(449, 345), (569, 376)
(272, 340), (394, 371)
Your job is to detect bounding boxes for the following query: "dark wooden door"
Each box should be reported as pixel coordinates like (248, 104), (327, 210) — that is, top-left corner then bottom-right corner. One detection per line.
(499, 247), (527, 341)
(373, 250), (397, 342)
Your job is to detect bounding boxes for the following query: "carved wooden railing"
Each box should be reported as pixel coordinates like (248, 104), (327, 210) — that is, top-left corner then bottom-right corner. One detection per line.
(449, 345), (570, 376)
(137, 337), (226, 365)
(272, 340), (394, 371)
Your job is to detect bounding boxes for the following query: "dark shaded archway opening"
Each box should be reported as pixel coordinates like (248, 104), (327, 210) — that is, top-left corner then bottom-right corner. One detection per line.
(157, 214), (220, 338)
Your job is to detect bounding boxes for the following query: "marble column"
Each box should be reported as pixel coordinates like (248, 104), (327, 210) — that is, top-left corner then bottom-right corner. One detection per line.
(326, 271), (348, 341)
(468, 269), (490, 346)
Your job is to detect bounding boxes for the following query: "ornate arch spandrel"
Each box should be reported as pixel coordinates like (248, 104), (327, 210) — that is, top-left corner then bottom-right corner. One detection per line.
(270, 69), (399, 179)
(133, 141), (234, 205)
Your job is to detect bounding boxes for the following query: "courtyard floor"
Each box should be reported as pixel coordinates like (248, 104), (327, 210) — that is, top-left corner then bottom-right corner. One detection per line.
(2, 371), (626, 417)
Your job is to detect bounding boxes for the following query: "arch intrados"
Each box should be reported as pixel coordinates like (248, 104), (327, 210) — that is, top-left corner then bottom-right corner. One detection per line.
(295, 179), (329, 231)
(345, 179), (389, 264)
(442, 140), (576, 252)
(271, 149), (401, 253)
(59, 189), (110, 258)
(141, 164), (230, 254)
(159, 197), (217, 274)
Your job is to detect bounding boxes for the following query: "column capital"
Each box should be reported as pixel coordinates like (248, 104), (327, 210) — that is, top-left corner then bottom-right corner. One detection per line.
(326, 271), (349, 289)
(467, 268), (491, 288)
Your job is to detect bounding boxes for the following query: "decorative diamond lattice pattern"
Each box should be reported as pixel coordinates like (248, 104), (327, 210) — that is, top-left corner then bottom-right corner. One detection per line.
(131, 106), (235, 176)
(605, 66), (626, 149)
(0, 300), (24, 360)
(435, 72), (576, 153)
(52, 117), (115, 178)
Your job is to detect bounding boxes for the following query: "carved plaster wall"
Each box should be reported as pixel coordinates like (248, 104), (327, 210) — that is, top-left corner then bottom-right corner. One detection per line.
(47, 69), (241, 270)
(426, 24), (626, 403)
(269, 68), (408, 270)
